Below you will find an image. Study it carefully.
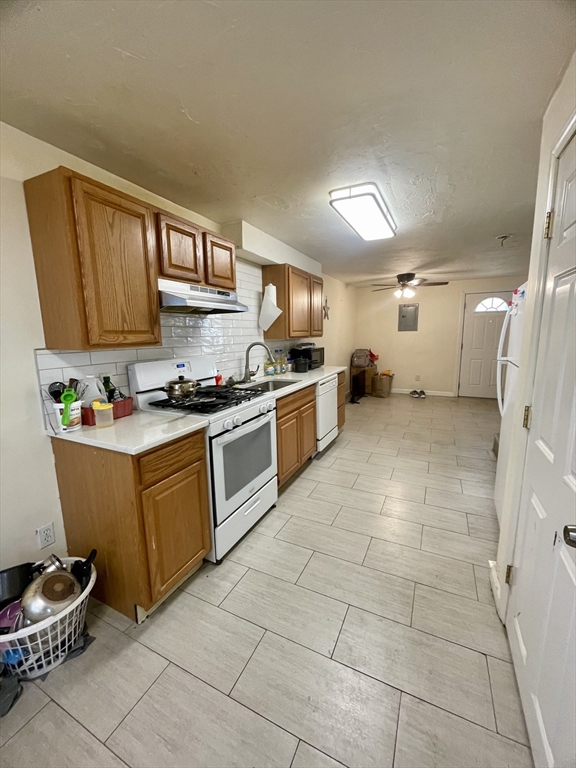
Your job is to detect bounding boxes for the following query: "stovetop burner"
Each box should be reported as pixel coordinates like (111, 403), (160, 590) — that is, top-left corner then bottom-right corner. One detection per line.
(149, 385), (265, 414)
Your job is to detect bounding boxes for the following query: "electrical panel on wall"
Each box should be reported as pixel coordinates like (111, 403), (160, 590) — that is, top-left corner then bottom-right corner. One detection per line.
(398, 304), (419, 332)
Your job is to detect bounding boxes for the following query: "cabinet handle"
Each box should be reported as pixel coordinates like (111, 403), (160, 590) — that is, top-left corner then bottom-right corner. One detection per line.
(243, 498), (261, 516)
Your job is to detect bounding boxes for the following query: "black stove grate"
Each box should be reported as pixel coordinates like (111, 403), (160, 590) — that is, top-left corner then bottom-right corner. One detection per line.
(149, 385), (264, 414)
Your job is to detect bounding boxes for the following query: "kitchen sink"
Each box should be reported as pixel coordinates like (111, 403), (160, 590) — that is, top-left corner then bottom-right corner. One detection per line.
(247, 380), (295, 392)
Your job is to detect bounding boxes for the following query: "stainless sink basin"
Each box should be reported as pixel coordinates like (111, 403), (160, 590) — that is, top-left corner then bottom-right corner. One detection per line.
(247, 380), (295, 392)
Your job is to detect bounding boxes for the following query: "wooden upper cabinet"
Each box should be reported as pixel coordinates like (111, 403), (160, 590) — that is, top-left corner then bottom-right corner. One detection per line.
(288, 267), (311, 337)
(24, 167), (161, 350)
(310, 276), (323, 337)
(157, 212), (204, 284)
(261, 263), (323, 340)
(141, 459), (210, 604)
(203, 232), (236, 290)
(71, 178), (161, 347)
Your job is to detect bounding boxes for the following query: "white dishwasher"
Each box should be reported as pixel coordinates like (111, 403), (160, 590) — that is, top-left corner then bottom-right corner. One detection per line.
(316, 374), (339, 452)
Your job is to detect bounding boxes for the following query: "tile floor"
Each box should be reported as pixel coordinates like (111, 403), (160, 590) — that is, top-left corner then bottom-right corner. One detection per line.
(0, 395), (533, 768)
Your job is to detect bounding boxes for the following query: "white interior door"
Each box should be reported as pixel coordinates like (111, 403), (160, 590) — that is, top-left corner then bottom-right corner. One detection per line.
(506, 133), (576, 768)
(459, 292), (512, 397)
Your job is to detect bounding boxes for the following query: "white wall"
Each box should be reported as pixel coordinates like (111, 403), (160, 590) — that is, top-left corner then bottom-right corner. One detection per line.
(494, 53), (576, 617)
(0, 177), (67, 566)
(354, 276), (526, 395)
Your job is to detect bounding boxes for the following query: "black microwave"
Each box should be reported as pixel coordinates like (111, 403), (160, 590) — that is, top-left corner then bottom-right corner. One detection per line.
(289, 345), (324, 369)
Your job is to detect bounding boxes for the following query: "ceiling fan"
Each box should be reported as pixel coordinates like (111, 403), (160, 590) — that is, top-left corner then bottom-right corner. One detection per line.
(371, 272), (449, 297)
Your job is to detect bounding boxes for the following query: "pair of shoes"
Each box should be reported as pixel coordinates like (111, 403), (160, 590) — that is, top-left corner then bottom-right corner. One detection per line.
(409, 390), (427, 398)
(418, 390), (426, 398)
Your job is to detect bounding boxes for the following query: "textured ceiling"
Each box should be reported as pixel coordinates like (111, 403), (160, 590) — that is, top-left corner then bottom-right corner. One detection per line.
(1, 0), (574, 283)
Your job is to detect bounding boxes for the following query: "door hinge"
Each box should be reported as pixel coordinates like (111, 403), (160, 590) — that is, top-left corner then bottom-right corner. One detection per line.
(544, 210), (553, 239)
(505, 564), (514, 585)
(522, 405), (532, 429)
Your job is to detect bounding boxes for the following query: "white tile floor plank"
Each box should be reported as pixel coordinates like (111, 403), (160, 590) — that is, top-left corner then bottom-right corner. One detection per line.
(333, 506), (422, 548)
(488, 657), (531, 746)
(231, 631), (400, 768)
(291, 742), (346, 768)
(411, 584), (512, 660)
(467, 513), (500, 542)
(331, 457), (397, 481)
(397, 447), (458, 465)
(299, 465), (360, 488)
(297, 552), (415, 625)
(353, 474), (426, 503)
(228, 531), (313, 582)
(474, 565), (495, 604)
(127, 590), (263, 694)
(251, 509), (291, 537)
(181, 559), (249, 604)
(425, 488), (497, 517)
(283, 476), (318, 497)
(381, 497), (469, 534)
(462, 480), (497, 498)
(392, 468), (463, 493)
(0, 703), (126, 768)
(334, 607), (495, 728)
(275, 494), (342, 525)
(36, 615), (168, 741)
(0, 684), (49, 748)
(394, 695), (533, 768)
(428, 463), (496, 484)
(275, 516), (370, 564)
(107, 664), (297, 768)
(364, 537), (478, 599)
(310, 482), (385, 513)
(221, 569), (347, 656)
(422, 526), (497, 567)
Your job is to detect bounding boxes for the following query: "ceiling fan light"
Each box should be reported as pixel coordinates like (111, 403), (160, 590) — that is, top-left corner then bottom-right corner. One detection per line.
(329, 183), (396, 241)
(394, 288), (403, 298)
(402, 287), (415, 298)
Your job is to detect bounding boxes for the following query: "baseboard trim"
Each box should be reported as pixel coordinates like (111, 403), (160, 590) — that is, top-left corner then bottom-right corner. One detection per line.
(392, 388), (457, 397)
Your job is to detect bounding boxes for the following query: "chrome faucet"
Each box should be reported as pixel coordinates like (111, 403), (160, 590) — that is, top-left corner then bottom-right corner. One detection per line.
(242, 342), (274, 383)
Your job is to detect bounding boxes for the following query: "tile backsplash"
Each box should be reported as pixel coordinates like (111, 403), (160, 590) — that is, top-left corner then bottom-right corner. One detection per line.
(35, 261), (291, 428)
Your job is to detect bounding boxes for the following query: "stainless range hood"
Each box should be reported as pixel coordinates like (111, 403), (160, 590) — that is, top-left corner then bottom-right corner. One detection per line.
(158, 279), (249, 315)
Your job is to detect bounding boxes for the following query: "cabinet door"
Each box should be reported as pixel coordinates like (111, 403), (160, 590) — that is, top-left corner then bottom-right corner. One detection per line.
(277, 412), (301, 487)
(158, 213), (204, 283)
(141, 460), (211, 602)
(310, 276), (323, 337)
(288, 267), (311, 337)
(338, 404), (346, 429)
(71, 178), (161, 346)
(203, 233), (236, 290)
(299, 400), (317, 463)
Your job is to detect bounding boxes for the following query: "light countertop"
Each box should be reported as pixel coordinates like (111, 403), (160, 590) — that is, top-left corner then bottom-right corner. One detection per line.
(49, 365), (346, 455)
(50, 410), (209, 455)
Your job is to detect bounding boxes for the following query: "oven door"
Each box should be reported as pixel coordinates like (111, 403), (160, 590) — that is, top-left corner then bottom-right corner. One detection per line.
(210, 411), (277, 525)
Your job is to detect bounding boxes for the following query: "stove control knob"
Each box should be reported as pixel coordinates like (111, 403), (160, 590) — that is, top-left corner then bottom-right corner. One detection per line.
(223, 419), (233, 431)
(267, 401), (275, 412)
(259, 404), (268, 414)
(233, 415), (243, 427)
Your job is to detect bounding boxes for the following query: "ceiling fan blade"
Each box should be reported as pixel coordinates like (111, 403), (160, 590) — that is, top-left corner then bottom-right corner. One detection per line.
(371, 287), (396, 292)
(371, 284), (396, 287)
(409, 278), (427, 286)
(419, 282), (449, 287)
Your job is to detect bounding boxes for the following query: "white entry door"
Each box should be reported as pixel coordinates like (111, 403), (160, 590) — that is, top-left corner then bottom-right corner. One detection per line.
(459, 292), (512, 397)
(507, 133), (576, 768)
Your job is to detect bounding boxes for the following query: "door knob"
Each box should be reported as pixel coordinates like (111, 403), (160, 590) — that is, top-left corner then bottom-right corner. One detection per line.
(563, 526), (576, 548)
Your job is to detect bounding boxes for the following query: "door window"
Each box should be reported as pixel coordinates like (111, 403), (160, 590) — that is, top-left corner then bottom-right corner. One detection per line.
(475, 297), (509, 312)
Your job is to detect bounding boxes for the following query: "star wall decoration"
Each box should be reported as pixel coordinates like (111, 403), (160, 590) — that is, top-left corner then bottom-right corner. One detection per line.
(323, 295), (330, 320)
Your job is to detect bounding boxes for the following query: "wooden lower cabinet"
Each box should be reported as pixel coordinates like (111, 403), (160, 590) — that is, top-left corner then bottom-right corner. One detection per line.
(51, 431), (211, 620)
(277, 385), (317, 487)
(142, 460), (210, 603)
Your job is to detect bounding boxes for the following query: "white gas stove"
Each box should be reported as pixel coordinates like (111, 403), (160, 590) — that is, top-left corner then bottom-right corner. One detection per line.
(128, 357), (278, 562)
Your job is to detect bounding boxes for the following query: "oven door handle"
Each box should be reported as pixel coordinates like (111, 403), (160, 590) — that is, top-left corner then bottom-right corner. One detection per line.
(214, 411), (275, 446)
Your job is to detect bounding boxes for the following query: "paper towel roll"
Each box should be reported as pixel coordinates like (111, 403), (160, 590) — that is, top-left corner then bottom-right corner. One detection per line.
(259, 283), (282, 330)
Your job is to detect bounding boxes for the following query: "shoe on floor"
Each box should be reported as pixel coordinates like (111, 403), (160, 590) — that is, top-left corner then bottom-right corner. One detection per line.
(418, 390), (426, 398)
(410, 390), (420, 398)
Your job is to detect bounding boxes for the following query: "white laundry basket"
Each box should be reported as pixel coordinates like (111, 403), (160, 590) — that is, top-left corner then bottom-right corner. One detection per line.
(0, 557), (96, 679)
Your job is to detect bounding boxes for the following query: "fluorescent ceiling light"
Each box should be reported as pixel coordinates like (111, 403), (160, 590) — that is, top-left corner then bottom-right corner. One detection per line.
(329, 183), (396, 240)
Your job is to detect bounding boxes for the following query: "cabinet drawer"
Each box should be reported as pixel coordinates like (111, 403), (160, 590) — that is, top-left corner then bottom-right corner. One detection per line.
(139, 431), (205, 488)
(276, 385), (316, 420)
(338, 371), (346, 387)
(337, 384), (346, 408)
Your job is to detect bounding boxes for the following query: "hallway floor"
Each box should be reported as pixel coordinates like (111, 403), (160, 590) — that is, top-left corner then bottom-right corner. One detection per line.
(0, 395), (533, 768)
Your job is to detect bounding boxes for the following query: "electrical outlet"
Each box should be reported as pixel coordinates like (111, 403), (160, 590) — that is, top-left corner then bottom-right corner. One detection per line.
(415, 374), (422, 382)
(36, 523), (55, 550)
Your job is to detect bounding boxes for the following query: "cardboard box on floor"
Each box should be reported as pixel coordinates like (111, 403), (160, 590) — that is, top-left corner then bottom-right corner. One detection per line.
(351, 365), (378, 394)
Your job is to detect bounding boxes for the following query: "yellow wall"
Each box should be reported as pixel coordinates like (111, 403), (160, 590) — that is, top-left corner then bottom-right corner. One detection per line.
(354, 276), (526, 395)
